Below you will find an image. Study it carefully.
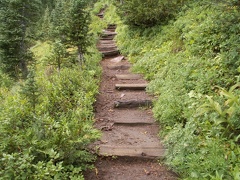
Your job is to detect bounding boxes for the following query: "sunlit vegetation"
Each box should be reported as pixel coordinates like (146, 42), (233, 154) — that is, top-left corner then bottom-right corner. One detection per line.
(1, 0), (239, 179)
(115, 0), (240, 179)
(0, 0), (108, 178)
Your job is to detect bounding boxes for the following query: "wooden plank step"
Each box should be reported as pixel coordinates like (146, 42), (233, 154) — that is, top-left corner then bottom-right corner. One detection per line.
(98, 44), (117, 48)
(101, 34), (116, 38)
(99, 40), (116, 44)
(102, 50), (119, 56)
(107, 24), (117, 29)
(98, 145), (165, 158)
(114, 100), (152, 108)
(114, 121), (156, 125)
(115, 74), (141, 80)
(102, 30), (117, 35)
(100, 36), (115, 40)
(107, 65), (131, 70)
(107, 28), (117, 32)
(115, 83), (148, 90)
(98, 47), (118, 51)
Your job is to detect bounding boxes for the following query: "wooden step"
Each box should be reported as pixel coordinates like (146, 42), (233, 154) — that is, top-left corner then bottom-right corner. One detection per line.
(98, 145), (165, 158)
(97, 14), (103, 18)
(100, 35), (115, 40)
(107, 65), (131, 70)
(114, 121), (156, 125)
(98, 44), (117, 48)
(99, 40), (116, 44)
(102, 30), (117, 36)
(115, 83), (148, 90)
(115, 74), (142, 80)
(114, 100), (152, 108)
(107, 24), (117, 30)
(102, 50), (119, 56)
(98, 47), (118, 52)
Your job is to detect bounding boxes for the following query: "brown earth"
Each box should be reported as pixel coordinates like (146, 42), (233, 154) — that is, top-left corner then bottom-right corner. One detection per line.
(83, 17), (178, 180)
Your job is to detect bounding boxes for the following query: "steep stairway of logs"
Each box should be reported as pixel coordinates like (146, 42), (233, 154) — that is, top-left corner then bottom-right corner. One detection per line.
(84, 11), (177, 180)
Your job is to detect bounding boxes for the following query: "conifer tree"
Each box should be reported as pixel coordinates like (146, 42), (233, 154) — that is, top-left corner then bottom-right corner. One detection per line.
(0, 0), (42, 78)
(68, 0), (90, 65)
(20, 67), (39, 112)
(51, 0), (71, 42)
(40, 6), (52, 40)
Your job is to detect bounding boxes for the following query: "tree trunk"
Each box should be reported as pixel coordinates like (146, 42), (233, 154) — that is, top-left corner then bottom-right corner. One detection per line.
(19, 2), (28, 78)
(77, 45), (84, 66)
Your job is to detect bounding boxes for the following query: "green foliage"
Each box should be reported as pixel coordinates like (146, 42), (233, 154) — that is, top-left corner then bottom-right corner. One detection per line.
(39, 6), (52, 40)
(0, 70), (13, 89)
(50, 40), (68, 71)
(0, 58), (101, 179)
(198, 83), (240, 139)
(50, 0), (72, 42)
(115, 0), (240, 179)
(0, 1), (104, 178)
(20, 68), (40, 112)
(68, 0), (91, 63)
(0, 0), (42, 78)
(115, 0), (185, 26)
(103, 3), (121, 25)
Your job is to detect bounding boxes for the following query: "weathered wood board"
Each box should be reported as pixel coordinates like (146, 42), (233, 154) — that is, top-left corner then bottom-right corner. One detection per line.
(115, 74), (141, 80)
(98, 145), (165, 158)
(114, 100), (152, 108)
(115, 83), (148, 90)
(107, 65), (131, 70)
(102, 50), (119, 56)
(102, 30), (117, 35)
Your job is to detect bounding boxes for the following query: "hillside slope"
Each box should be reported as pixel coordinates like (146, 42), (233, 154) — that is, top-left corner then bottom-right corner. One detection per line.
(115, 1), (240, 179)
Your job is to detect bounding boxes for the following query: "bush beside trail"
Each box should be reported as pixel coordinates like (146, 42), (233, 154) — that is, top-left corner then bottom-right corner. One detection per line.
(116, 1), (240, 179)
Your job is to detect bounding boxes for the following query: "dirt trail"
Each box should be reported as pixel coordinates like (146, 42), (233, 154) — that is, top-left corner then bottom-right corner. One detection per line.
(83, 13), (178, 180)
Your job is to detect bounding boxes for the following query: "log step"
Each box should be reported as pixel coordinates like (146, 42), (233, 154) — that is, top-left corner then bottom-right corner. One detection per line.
(100, 36), (115, 40)
(101, 34), (116, 38)
(98, 47), (118, 51)
(98, 44), (117, 48)
(114, 100), (152, 108)
(98, 145), (165, 158)
(115, 74), (142, 80)
(115, 83), (148, 90)
(97, 14), (103, 18)
(107, 24), (117, 30)
(102, 50), (119, 56)
(114, 121), (156, 125)
(102, 30), (117, 36)
(107, 65), (131, 70)
(98, 40), (116, 44)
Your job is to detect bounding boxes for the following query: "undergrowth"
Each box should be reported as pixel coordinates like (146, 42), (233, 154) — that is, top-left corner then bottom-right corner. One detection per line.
(115, 1), (240, 179)
(0, 2), (107, 179)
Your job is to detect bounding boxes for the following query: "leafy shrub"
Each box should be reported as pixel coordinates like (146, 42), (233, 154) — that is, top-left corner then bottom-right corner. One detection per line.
(115, 0), (240, 179)
(0, 4), (103, 177)
(0, 70), (13, 88)
(115, 0), (186, 26)
(0, 65), (101, 179)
